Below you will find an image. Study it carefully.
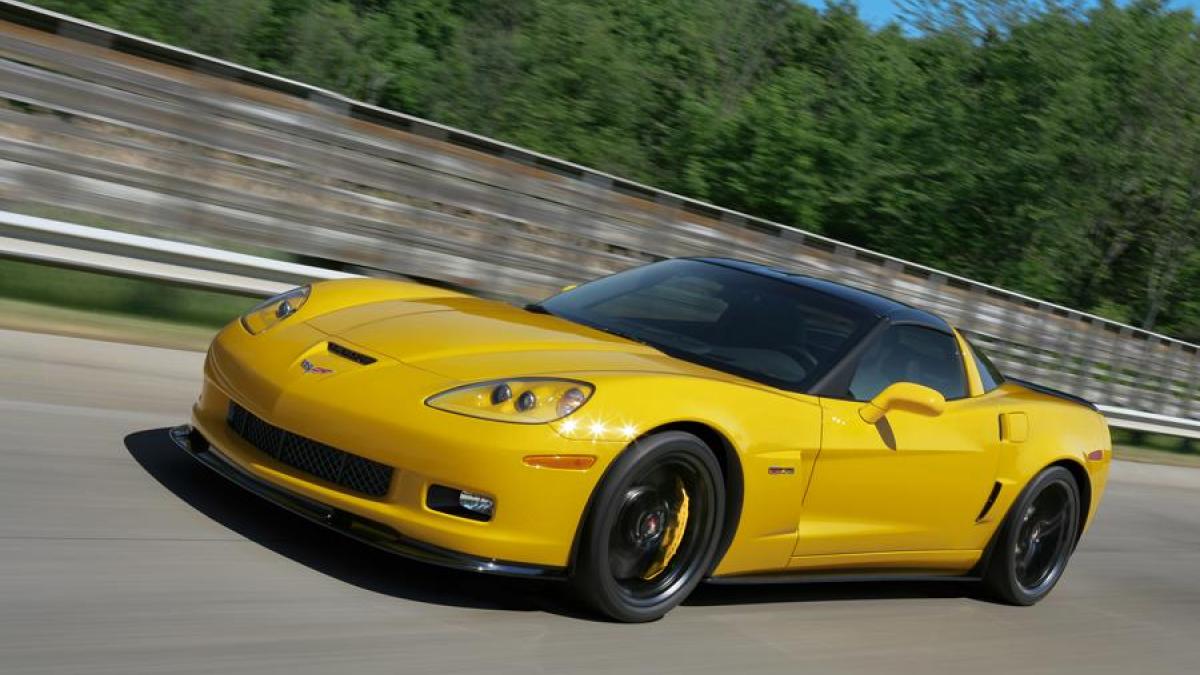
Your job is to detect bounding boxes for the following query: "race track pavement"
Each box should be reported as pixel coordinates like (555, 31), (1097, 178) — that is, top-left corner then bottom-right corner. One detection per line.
(1, 328), (1197, 674)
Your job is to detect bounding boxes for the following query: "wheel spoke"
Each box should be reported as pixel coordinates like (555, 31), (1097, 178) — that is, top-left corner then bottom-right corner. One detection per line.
(1012, 479), (1077, 592)
(1018, 537), (1038, 573)
(1039, 512), (1067, 536)
(601, 451), (716, 602)
(609, 543), (651, 580)
(608, 485), (668, 580)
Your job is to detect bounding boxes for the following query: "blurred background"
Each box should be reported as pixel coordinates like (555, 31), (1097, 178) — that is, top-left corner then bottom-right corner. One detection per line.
(17, 0), (1200, 339)
(2, 0), (1200, 459)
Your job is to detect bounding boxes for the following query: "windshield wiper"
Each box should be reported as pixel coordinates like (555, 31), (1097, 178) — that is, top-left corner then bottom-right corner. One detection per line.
(571, 318), (662, 350)
(530, 308), (669, 353)
(592, 323), (650, 345)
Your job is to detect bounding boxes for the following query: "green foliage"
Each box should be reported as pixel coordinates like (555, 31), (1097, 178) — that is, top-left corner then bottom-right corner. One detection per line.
(0, 259), (257, 327)
(27, 0), (1200, 341)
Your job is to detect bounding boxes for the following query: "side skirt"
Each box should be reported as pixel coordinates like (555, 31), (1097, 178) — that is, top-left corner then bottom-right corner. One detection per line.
(706, 570), (979, 586)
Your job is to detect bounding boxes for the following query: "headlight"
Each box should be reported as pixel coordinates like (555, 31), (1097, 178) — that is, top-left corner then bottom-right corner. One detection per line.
(426, 378), (594, 424)
(240, 286), (310, 335)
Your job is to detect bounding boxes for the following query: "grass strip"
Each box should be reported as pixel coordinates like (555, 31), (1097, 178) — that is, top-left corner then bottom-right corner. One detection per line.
(0, 258), (259, 350)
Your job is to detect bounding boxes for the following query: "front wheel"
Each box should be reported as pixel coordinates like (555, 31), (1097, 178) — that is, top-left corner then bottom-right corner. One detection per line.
(983, 466), (1081, 605)
(570, 431), (724, 622)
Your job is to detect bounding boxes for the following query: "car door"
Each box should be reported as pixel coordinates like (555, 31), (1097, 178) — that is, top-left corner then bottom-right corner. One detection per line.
(793, 324), (1002, 559)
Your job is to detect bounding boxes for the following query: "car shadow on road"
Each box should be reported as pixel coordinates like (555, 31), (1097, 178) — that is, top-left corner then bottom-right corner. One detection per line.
(124, 427), (587, 618)
(689, 578), (979, 608)
(127, 427), (983, 619)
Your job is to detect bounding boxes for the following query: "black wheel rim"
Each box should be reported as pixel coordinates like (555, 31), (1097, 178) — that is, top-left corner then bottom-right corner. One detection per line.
(1013, 479), (1077, 594)
(606, 451), (716, 605)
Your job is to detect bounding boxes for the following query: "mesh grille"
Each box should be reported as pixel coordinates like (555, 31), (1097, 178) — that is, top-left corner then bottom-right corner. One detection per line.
(226, 402), (393, 497)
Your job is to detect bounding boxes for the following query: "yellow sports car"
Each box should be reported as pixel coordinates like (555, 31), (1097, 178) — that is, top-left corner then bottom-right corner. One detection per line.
(172, 258), (1110, 622)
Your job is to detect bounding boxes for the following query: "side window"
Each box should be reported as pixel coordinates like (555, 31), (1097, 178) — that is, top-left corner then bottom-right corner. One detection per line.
(966, 338), (1005, 393)
(848, 325), (968, 401)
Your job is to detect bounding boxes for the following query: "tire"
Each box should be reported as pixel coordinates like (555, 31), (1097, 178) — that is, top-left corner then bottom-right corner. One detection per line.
(570, 431), (725, 622)
(982, 466), (1081, 605)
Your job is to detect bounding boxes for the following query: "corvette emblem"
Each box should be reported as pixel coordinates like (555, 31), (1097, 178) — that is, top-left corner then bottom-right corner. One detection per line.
(300, 359), (334, 375)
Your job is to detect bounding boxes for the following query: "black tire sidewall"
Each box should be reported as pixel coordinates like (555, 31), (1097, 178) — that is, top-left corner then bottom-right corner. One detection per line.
(985, 466), (1081, 605)
(571, 431), (725, 622)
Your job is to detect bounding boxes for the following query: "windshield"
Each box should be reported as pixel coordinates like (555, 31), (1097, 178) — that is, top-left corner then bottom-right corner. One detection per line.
(538, 259), (875, 391)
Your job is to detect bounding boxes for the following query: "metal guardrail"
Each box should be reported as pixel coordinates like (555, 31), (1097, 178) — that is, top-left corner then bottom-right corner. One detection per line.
(1098, 406), (1200, 441)
(0, 211), (356, 294)
(0, 0), (1197, 428)
(3, 208), (1198, 440)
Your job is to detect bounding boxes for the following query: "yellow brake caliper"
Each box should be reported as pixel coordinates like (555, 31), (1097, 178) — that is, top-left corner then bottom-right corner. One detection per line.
(642, 479), (690, 580)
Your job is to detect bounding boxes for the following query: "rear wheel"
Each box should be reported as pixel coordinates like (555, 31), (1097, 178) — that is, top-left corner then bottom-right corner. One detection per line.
(983, 466), (1081, 605)
(571, 431), (724, 622)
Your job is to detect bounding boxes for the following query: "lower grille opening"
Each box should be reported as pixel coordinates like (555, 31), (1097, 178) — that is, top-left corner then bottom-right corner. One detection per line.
(226, 402), (393, 498)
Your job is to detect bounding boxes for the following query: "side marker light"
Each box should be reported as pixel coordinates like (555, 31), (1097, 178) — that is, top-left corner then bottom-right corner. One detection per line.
(523, 455), (597, 470)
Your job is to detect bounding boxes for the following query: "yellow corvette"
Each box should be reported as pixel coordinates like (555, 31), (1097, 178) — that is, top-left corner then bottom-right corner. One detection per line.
(172, 258), (1110, 621)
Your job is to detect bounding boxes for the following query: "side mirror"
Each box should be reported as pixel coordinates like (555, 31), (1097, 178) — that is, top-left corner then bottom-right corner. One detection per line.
(859, 382), (946, 424)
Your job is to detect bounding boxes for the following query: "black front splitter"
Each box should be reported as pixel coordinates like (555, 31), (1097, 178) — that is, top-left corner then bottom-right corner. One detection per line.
(168, 425), (564, 580)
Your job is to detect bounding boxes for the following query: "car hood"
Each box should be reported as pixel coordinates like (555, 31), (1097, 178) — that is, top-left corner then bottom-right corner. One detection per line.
(304, 296), (740, 383)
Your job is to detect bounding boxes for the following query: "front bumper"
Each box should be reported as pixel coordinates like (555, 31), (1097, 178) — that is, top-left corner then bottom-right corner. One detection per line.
(169, 425), (562, 578)
(192, 321), (630, 569)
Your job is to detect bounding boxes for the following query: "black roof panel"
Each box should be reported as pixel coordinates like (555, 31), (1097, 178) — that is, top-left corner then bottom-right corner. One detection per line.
(696, 258), (951, 332)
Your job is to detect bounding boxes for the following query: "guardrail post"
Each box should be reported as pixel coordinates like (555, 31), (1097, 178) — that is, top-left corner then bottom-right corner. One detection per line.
(1069, 317), (1103, 402)
(1103, 327), (1133, 408)
(881, 258), (903, 304)
(928, 272), (957, 324)
(57, 20), (112, 47)
(1041, 309), (1079, 397)
(1182, 348), (1200, 420)
(998, 297), (1032, 381)
(1154, 340), (1183, 416)
(1131, 336), (1165, 413)
(1027, 302), (1055, 384)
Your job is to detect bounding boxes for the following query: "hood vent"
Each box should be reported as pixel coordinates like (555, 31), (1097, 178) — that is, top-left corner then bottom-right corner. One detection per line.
(328, 342), (376, 365)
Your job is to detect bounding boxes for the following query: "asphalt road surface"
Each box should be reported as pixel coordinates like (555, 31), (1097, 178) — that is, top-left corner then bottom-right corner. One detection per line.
(2, 327), (1198, 674)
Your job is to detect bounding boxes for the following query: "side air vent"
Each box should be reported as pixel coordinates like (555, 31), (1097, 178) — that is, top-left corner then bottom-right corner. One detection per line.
(976, 482), (1002, 522)
(328, 342), (376, 365)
